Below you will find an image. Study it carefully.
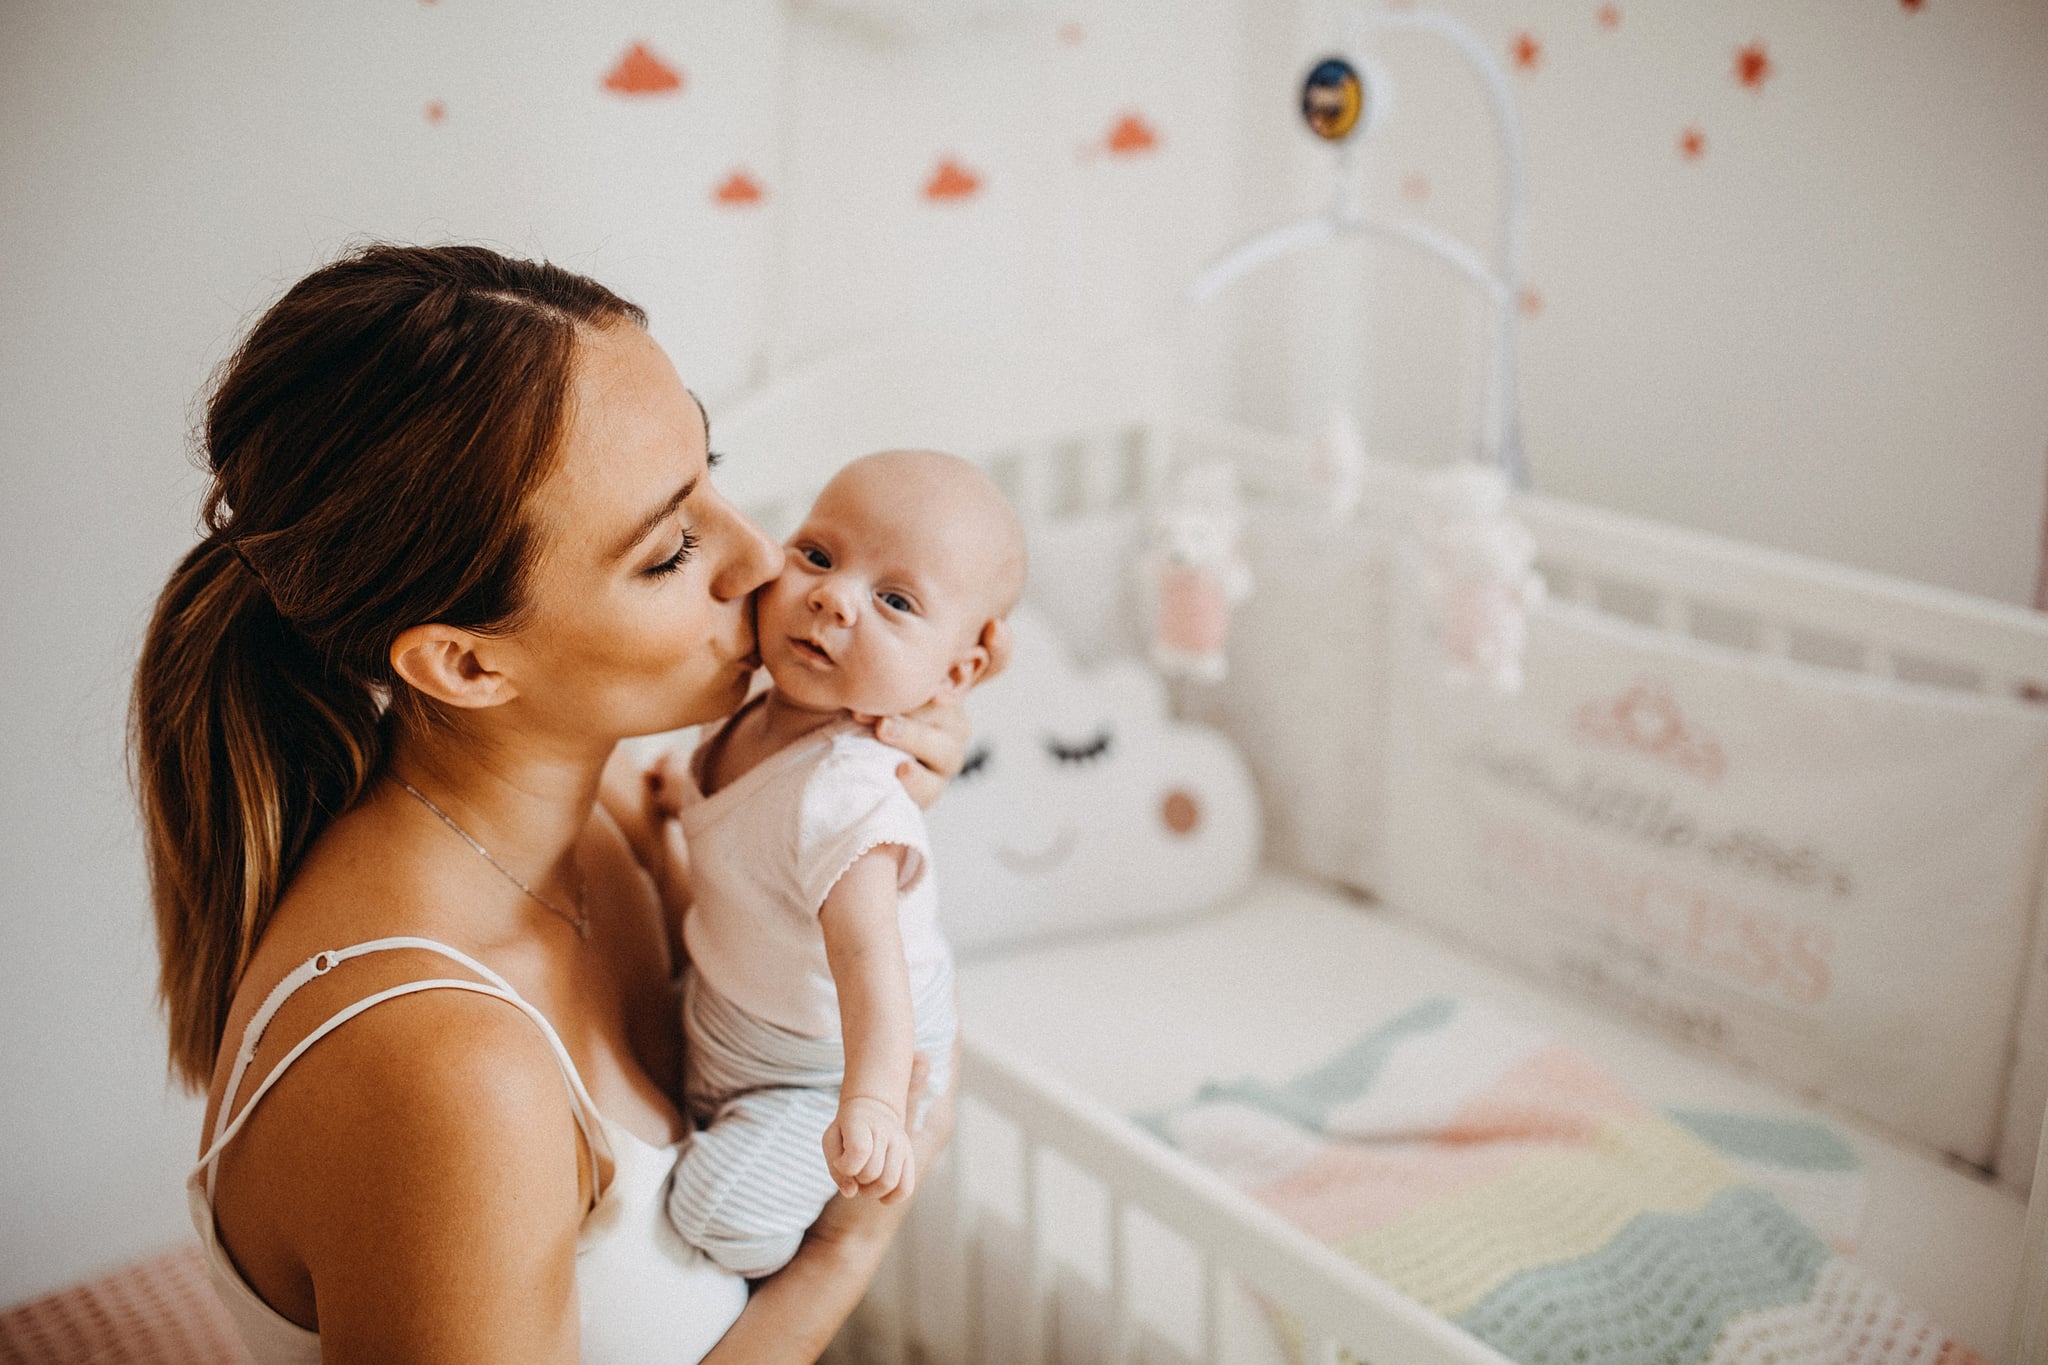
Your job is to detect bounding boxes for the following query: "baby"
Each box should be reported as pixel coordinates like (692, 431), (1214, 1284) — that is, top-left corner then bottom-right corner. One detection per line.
(655, 448), (1025, 1277)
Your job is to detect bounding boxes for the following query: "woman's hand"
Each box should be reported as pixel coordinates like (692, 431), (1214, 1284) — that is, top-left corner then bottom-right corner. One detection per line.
(865, 618), (1013, 809)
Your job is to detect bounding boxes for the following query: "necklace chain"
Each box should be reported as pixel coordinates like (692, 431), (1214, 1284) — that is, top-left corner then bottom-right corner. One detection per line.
(392, 775), (590, 940)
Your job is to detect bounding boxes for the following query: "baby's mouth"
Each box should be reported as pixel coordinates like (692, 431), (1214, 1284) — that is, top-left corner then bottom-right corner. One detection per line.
(790, 637), (833, 665)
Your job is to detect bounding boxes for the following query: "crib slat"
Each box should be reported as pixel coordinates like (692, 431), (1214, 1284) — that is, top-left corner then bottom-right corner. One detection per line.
(1021, 1139), (1050, 1365)
(1137, 424), (1173, 503)
(1108, 1196), (1137, 1365)
(1202, 1260), (1225, 1364)
(1015, 450), (1055, 524)
(1078, 431), (1124, 512)
(953, 1142), (984, 1365)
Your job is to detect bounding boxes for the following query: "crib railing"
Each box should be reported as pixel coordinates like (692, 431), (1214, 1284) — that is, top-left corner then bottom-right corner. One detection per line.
(834, 1033), (1515, 1365)
(1517, 491), (2048, 701)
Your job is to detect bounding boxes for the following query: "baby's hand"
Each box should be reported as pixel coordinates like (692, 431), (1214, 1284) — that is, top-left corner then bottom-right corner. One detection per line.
(823, 1095), (916, 1204)
(647, 748), (689, 823)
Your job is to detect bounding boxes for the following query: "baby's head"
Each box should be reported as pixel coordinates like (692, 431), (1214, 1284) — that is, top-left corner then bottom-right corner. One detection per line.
(758, 449), (1026, 718)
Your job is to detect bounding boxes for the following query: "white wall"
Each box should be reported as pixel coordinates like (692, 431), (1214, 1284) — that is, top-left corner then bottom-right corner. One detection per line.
(4, 0), (2046, 1309)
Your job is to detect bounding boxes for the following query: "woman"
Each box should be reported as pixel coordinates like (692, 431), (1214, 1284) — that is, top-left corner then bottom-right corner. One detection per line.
(133, 244), (994, 1361)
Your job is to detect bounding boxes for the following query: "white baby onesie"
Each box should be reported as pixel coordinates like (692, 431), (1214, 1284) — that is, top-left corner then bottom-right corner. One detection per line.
(667, 717), (957, 1276)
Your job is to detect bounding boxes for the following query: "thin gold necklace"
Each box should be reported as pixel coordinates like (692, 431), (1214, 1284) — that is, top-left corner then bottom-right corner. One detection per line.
(392, 774), (591, 940)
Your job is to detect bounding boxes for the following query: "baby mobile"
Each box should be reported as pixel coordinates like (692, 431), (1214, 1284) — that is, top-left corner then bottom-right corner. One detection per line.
(1149, 9), (1542, 692)
(1138, 53), (1374, 686)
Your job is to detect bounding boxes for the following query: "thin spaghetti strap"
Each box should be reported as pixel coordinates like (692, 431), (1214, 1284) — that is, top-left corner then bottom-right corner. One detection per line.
(200, 938), (612, 1201)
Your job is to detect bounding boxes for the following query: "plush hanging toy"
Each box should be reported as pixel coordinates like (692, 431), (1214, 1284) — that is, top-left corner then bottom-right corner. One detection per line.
(1416, 464), (1543, 692)
(1143, 461), (1253, 684)
(1307, 407), (1368, 527)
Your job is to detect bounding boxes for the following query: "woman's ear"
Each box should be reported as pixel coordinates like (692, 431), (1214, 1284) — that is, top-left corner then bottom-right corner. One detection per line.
(390, 624), (519, 710)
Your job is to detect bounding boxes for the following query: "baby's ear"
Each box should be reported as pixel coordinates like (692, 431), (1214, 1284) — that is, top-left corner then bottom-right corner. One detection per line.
(933, 632), (996, 702)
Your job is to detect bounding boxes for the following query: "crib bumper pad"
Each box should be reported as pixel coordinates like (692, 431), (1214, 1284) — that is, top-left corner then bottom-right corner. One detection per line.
(1145, 996), (1986, 1365)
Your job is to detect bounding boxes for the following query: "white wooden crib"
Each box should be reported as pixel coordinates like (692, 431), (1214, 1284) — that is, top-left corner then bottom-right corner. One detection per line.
(709, 330), (2048, 1365)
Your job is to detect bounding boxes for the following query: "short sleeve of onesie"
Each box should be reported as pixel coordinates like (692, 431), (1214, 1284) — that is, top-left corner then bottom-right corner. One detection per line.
(794, 733), (931, 915)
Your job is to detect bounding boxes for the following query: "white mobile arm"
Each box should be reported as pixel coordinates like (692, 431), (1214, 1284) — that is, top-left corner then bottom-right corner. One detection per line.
(1186, 7), (1529, 487)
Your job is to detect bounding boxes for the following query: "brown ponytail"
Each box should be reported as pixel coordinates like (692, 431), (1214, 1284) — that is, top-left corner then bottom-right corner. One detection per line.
(133, 244), (644, 1089)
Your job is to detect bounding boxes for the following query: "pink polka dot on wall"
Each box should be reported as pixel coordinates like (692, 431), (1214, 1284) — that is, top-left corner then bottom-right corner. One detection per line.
(1518, 287), (1544, 319)
(1734, 41), (1772, 91)
(714, 171), (764, 206)
(1401, 173), (1430, 203)
(1511, 32), (1542, 72)
(925, 158), (982, 202)
(1161, 789), (1201, 837)
(424, 100), (446, 125)
(604, 42), (684, 96)
(1679, 127), (1706, 160)
(1106, 113), (1158, 156)
(1598, 4), (1621, 30)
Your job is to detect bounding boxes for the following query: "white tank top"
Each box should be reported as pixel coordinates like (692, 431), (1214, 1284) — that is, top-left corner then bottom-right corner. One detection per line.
(186, 937), (747, 1363)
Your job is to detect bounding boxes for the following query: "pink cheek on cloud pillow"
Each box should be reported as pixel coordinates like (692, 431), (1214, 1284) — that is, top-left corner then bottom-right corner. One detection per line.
(925, 607), (1262, 956)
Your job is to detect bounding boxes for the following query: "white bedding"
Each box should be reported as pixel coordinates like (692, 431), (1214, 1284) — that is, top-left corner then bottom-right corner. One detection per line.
(954, 871), (2026, 1358)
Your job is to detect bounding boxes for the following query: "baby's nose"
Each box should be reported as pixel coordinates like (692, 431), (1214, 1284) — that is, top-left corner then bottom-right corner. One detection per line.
(811, 578), (858, 623)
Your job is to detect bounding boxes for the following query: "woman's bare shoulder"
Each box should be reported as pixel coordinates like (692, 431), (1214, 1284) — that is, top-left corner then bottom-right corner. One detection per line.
(214, 977), (590, 1359)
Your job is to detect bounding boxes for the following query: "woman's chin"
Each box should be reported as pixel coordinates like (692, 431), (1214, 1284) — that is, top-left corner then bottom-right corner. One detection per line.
(632, 670), (754, 735)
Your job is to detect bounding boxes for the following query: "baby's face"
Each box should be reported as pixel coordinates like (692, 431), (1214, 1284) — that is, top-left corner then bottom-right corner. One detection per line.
(757, 461), (1000, 718)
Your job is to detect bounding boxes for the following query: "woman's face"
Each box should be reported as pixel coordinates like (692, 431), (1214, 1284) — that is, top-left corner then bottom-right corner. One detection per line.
(499, 322), (780, 745)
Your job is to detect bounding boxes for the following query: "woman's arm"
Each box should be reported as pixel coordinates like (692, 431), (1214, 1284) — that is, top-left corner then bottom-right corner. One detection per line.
(699, 1047), (957, 1364)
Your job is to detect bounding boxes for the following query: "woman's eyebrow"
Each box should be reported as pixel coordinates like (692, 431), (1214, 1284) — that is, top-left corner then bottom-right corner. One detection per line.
(610, 391), (714, 561)
(613, 477), (699, 561)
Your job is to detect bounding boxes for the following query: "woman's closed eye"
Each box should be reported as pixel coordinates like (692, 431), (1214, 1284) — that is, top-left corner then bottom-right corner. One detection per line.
(644, 527), (700, 578)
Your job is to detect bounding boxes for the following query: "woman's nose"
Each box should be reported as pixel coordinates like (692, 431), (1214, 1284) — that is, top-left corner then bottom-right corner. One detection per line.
(709, 501), (781, 603)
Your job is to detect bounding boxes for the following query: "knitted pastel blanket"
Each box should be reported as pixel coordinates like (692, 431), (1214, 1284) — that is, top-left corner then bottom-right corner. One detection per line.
(1145, 997), (1986, 1365)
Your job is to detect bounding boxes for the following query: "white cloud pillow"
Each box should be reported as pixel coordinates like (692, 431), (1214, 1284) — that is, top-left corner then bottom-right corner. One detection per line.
(927, 607), (1261, 955)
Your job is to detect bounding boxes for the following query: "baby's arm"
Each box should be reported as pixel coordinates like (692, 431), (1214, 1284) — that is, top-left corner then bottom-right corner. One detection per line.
(817, 848), (917, 1204)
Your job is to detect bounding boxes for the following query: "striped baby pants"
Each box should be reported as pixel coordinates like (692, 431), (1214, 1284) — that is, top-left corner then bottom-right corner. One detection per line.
(666, 966), (957, 1278)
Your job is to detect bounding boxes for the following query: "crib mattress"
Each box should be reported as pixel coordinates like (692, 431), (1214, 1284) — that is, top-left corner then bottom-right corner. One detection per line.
(953, 871), (2026, 1357)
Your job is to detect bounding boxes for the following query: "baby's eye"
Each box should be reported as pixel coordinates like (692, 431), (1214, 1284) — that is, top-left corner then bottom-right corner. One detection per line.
(879, 590), (915, 613)
(799, 546), (831, 569)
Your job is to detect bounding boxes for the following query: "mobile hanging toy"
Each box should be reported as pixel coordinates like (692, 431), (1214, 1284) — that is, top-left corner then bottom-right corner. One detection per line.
(1144, 462), (1253, 685)
(1301, 56), (1367, 143)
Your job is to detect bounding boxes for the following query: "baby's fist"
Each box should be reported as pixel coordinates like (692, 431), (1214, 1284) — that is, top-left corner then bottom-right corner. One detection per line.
(823, 1096), (916, 1203)
(647, 748), (689, 822)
